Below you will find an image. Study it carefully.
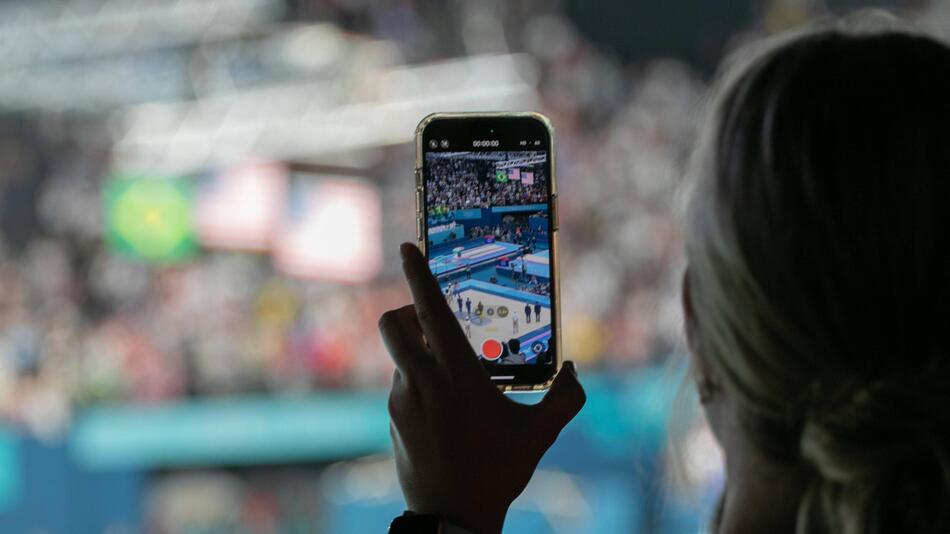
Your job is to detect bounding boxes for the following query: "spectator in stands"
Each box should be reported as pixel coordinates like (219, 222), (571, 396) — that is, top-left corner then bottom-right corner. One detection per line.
(381, 22), (950, 534)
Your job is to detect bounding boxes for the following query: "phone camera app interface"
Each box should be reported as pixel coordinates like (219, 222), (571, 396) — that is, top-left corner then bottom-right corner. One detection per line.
(425, 150), (553, 366)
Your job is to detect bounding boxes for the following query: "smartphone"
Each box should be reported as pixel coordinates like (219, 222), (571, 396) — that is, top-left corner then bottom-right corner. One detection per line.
(415, 112), (561, 391)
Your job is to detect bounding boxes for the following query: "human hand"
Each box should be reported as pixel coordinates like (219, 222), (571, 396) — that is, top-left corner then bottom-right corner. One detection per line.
(379, 243), (586, 534)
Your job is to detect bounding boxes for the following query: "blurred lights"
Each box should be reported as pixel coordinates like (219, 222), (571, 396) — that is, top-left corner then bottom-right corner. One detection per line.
(0, 0), (282, 69)
(113, 54), (539, 173)
(279, 24), (348, 71)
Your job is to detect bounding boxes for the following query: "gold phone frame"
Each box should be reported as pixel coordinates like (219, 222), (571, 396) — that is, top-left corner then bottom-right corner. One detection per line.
(414, 111), (562, 392)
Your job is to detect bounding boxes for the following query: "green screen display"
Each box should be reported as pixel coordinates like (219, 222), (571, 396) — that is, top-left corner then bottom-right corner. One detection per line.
(104, 175), (197, 263)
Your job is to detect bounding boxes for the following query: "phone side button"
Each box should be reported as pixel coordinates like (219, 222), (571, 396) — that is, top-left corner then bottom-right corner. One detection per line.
(415, 187), (423, 214)
(417, 217), (424, 243)
(551, 193), (559, 231)
(414, 168), (422, 188)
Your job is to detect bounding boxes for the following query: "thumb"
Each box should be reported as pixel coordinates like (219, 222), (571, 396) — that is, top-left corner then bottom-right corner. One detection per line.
(533, 361), (586, 441)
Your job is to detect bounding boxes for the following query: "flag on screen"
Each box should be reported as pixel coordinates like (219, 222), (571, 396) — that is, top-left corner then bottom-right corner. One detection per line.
(495, 170), (508, 183)
(196, 161), (287, 252)
(273, 177), (382, 284)
(522, 171), (534, 185)
(508, 168), (521, 181)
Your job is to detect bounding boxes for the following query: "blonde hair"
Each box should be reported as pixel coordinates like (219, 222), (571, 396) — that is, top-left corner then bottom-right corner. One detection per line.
(684, 18), (950, 534)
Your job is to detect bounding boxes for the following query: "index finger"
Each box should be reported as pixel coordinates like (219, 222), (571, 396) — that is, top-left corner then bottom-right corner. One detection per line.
(399, 243), (478, 366)
(378, 304), (431, 375)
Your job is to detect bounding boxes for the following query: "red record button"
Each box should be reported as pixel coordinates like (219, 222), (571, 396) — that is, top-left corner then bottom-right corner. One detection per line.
(481, 339), (503, 361)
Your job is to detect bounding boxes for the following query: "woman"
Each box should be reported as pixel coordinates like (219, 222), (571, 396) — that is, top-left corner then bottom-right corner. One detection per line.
(378, 19), (950, 534)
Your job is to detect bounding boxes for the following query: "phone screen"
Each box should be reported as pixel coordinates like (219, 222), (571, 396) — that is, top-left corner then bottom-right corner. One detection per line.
(419, 115), (557, 387)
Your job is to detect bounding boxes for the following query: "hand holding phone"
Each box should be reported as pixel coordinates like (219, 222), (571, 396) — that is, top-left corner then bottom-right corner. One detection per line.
(416, 112), (562, 391)
(379, 243), (585, 534)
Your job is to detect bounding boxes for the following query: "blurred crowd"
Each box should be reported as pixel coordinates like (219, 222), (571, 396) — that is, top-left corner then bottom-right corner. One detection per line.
(466, 214), (545, 247)
(7, 0), (908, 441)
(0, 2), (704, 439)
(147, 468), (325, 533)
(0, 224), (407, 438)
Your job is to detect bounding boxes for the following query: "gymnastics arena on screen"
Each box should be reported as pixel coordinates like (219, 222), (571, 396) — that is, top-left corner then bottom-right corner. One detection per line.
(425, 151), (553, 365)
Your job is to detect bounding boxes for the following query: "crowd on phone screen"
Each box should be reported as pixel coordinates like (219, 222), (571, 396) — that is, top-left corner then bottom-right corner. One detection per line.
(426, 158), (548, 216)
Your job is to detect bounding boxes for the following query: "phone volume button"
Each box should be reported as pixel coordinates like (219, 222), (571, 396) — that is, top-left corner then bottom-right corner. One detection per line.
(551, 193), (559, 231)
(414, 168), (422, 188)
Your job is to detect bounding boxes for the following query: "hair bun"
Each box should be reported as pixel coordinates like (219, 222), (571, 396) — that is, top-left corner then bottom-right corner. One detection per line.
(798, 379), (950, 533)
